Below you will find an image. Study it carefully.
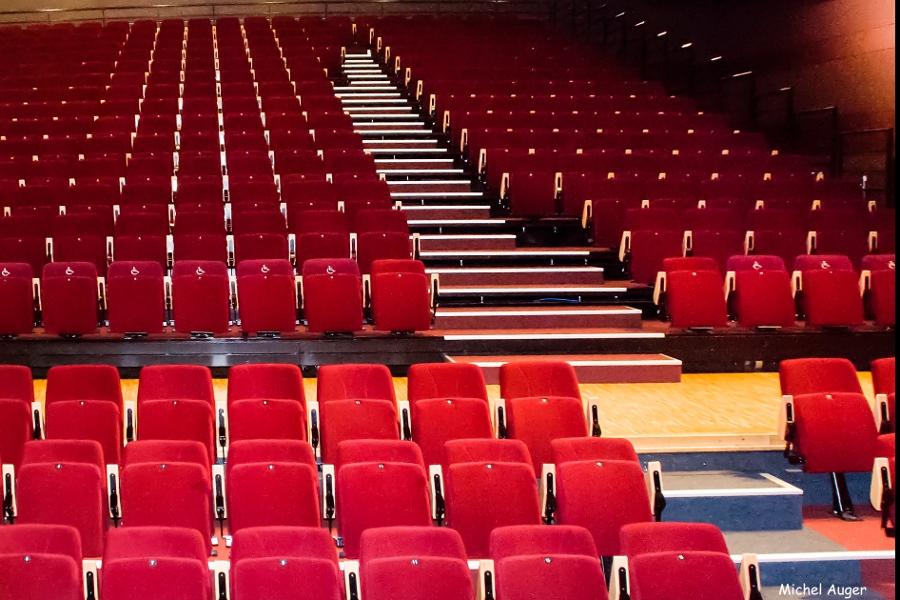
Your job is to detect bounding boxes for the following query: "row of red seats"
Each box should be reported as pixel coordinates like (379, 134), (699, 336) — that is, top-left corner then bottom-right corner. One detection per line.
(0, 201), (405, 270)
(0, 256), (430, 337)
(619, 206), (894, 281)
(652, 254), (895, 329)
(0, 521), (763, 600)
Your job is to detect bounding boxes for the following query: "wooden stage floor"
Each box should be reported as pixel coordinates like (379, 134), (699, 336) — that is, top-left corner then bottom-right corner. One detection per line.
(31, 372), (877, 453)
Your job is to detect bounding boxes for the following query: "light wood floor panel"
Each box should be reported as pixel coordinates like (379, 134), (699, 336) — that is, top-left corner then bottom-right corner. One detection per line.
(30, 372), (876, 452)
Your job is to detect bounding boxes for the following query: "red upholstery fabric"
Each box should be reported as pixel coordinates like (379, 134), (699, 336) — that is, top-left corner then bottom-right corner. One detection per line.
(495, 554), (609, 600)
(123, 440), (209, 469)
(666, 270), (728, 328)
(236, 259), (297, 334)
(16, 461), (107, 557)
(750, 229), (807, 271)
(0, 263), (35, 335)
(412, 398), (494, 468)
(171, 260), (231, 334)
(662, 257), (718, 274)
(445, 439), (532, 467)
(137, 399), (216, 465)
(46, 400), (122, 466)
(795, 254), (855, 273)
(507, 171), (559, 217)
(793, 392), (878, 473)
(359, 527), (467, 563)
(233, 557), (343, 600)
(445, 462), (541, 558)
(372, 271), (432, 332)
(106, 261), (165, 334)
(101, 557), (211, 600)
(490, 525), (598, 562)
(408, 363), (489, 403)
(876, 433), (895, 459)
(227, 462), (320, 534)
(45, 365), (122, 408)
(234, 233), (289, 264)
(872, 358), (895, 396)
(120, 462), (212, 552)
(552, 437), (639, 464)
(103, 526), (207, 563)
(0, 524), (83, 573)
(295, 232), (351, 266)
(229, 399), (307, 442)
(779, 358), (863, 395)
(227, 363), (304, 405)
(356, 231), (411, 275)
(336, 440), (425, 472)
(316, 363), (395, 403)
(320, 399), (398, 464)
(0, 554), (82, 600)
(138, 365), (214, 407)
(629, 230), (684, 285)
(301, 258), (363, 333)
(871, 268), (895, 326)
(41, 262), (99, 335)
(628, 552), (744, 600)
(226, 440), (317, 484)
(507, 396), (588, 474)
(499, 360), (581, 401)
(590, 198), (642, 248)
(112, 235), (167, 270)
(734, 269), (796, 328)
(336, 461), (432, 559)
(725, 254), (786, 272)
(351, 209), (408, 235)
(0, 365), (34, 468)
(173, 233), (228, 263)
(556, 459), (653, 556)
(230, 526), (338, 565)
(362, 556), (475, 600)
(620, 522), (731, 557)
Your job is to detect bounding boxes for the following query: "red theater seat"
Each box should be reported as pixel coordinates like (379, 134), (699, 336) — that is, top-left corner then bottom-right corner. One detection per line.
(301, 258), (364, 334)
(779, 358), (863, 395)
(41, 262), (100, 336)
(106, 261), (165, 335)
(666, 270), (728, 329)
(236, 259), (297, 335)
(0, 263), (36, 336)
(359, 527), (474, 600)
(0, 524), (85, 600)
(370, 259), (432, 333)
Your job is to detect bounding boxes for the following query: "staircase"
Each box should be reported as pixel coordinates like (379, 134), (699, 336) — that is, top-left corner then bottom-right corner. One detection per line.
(336, 48), (652, 330)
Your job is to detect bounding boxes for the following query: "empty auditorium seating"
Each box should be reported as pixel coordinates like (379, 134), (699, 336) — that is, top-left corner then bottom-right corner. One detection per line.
(301, 258), (364, 334)
(171, 260), (232, 335)
(120, 451), (213, 552)
(498, 361), (593, 472)
(0, 365), (34, 468)
(782, 391), (878, 519)
(100, 527), (211, 600)
(665, 269), (728, 329)
(336, 454), (432, 559)
(779, 358), (863, 395)
(225, 441), (320, 534)
(227, 364), (307, 442)
(0, 524), (86, 600)
(41, 262), (100, 336)
(407, 363), (493, 467)
(16, 439), (108, 557)
(0, 263), (37, 336)
(442, 438), (541, 557)
(620, 522), (748, 600)
(44, 364), (123, 466)
(489, 525), (609, 600)
(729, 257), (796, 329)
(236, 259), (298, 335)
(315, 364), (399, 462)
(106, 261), (166, 335)
(370, 259), (434, 333)
(136, 365), (217, 463)
(230, 527), (343, 600)
(357, 527), (475, 600)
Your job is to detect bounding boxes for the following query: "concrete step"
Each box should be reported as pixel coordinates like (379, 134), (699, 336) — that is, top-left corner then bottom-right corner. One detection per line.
(447, 353), (682, 384)
(416, 234), (517, 251)
(428, 266), (605, 286)
(401, 205), (492, 220)
(419, 247), (592, 266)
(363, 139), (440, 149)
(433, 305), (643, 329)
(437, 284), (626, 302)
(376, 158), (457, 170)
(388, 180), (476, 194)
